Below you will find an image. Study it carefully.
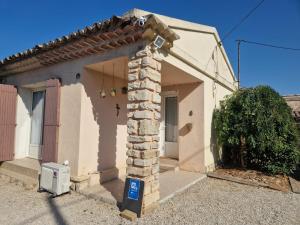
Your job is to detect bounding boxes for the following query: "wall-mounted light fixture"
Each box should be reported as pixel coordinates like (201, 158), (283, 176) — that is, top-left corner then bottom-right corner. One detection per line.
(153, 35), (165, 49)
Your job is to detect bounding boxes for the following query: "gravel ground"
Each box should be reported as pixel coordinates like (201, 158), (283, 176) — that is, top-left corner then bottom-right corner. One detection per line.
(0, 174), (299, 225)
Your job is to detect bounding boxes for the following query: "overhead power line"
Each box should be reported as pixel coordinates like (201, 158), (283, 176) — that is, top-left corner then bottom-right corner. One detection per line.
(237, 39), (300, 51)
(220, 0), (266, 44)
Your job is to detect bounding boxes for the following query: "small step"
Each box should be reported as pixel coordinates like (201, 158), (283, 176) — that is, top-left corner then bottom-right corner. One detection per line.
(0, 160), (40, 180)
(0, 158), (40, 189)
(0, 168), (38, 189)
(159, 157), (179, 173)
(160, 165), (179, 173)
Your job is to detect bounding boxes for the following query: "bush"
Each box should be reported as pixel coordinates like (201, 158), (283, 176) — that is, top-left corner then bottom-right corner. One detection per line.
(214, 85), (300, 175)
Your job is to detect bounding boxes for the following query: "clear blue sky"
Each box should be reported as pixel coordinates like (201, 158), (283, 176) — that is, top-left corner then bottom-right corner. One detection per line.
(0, 0), (299, 95)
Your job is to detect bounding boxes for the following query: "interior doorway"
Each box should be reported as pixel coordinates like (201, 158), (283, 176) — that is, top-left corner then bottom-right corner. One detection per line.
(28, 90), (45, 159)
(160, 91), (179, 159)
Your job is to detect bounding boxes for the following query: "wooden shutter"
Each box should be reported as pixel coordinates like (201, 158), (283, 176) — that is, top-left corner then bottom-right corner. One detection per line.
(0, 84), (17, 161)
(42, 79), (61, 162)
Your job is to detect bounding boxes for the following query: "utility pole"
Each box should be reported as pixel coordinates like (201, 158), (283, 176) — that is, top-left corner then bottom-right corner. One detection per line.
(237, 40), (242, 89)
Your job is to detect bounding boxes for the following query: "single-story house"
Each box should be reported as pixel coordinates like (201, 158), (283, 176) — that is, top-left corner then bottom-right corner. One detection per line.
(283, 95), (300, 126)
(0, 9), (237, 213)
(283, 95), (300, 146)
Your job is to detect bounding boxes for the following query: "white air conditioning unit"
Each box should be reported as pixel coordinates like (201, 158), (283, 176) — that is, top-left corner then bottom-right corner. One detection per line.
(40, 162), (71, 196)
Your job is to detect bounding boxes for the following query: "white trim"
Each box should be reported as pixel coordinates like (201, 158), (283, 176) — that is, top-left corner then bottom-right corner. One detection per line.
(168, 26), (236, 81)
(168, 47), (237, 92)
(160, 91), (179, 159)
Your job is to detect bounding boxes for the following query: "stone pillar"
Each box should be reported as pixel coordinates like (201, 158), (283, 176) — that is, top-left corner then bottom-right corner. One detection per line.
(126, 45), (161, 215)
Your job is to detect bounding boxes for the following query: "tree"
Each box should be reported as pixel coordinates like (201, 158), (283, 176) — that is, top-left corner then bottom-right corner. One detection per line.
(214, 85), (300, 174)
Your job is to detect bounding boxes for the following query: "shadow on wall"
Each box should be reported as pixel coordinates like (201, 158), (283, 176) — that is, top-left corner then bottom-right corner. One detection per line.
(82, 68), (127, 201)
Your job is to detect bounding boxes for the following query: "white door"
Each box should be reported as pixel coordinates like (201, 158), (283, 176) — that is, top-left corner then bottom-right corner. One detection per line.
(160, 93), (179, 159)
(29, 90), (45, 159)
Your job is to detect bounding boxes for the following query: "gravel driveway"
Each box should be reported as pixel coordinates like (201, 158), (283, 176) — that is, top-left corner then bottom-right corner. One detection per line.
(0, 174), (299, 225)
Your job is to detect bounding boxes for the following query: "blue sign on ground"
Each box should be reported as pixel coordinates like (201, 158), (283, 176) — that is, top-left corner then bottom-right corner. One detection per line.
(127, 179), (140, 201)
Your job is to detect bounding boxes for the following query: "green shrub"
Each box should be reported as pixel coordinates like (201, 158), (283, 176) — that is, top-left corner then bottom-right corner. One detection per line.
(214, 85), (300, 175)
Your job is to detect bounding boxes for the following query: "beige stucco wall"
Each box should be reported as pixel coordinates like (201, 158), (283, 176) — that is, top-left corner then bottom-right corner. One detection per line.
(126, 8), (236, 89)
(203, 79), (232, 171)
(5, 41), (145, 178)
(78, 68), (128, 178)
(163, 82), (205, 172)
(161, 48), (235, 171)
(171, 29), (234, 84)
(6, 61), (83, 176)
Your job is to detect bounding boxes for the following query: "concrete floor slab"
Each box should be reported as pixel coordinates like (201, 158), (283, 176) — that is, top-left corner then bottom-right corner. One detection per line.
(159, 170), (206, 203)
(79, 170), (206, 206)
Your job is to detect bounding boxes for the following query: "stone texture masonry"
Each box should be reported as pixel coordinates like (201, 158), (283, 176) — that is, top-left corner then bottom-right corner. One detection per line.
(126, 45), (162, 215)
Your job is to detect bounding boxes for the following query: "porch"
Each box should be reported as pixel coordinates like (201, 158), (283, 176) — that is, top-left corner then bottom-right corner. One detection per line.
(78, 168), (206, 205)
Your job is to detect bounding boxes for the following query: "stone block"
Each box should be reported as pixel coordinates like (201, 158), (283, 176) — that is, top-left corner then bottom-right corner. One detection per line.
(126, 157), (133, 165)
(128, 81), (141, 90)
(127, 103), (139, 110)
(142, 202), (159, 215)
(129, 175), (154, 183)
(143, 191), (160, 207)
(128, 90), (152, 101)
(139, 102), (158, 111)
(128, 58), (141, 68)
(152, 163), (160, 174)
(133, 110), (153, 119)
(151, 180), (159, 192)
(126, 143), (133, 149)
(140, 149), (159, 159)
(144, 182), (152, 195)
(154, 111), (160, 120)
(127, 119), (138, 134)
(127, 166), (152, 177)
(128, 135), (152, 143)
(139, 120), (159, 135)
(141, 56), (158, 70)
(128, 67), (139, 73)
(136, 47), (152, 57)
(153, 52), (163, 61)
(133, 143), (151, 150)
(128, 72), (138, 81)
(120, 209), (137, 222)
(134, 158), (153, 167)
(140, 78), (156, 91)
(151, 142), (159, 149)
(127, 111), (133, 118)
(152, 157), (159, 164)
(126, 149), (141, 158)
(152, 93), (161, 104)
(155, 84), (161, 93)
(152, 136), (160, 142)
(140, 67), (161, 82)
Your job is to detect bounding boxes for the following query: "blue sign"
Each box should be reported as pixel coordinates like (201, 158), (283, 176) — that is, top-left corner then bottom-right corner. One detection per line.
(127, 179), (140, 201)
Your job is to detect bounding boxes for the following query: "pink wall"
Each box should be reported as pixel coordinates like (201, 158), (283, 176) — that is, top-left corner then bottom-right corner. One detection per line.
(163, 82), (205, 172)
(79, 68), (128, 179)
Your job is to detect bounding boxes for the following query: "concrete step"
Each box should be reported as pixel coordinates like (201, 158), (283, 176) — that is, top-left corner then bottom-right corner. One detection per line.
(160, 157), (179, 173)
(0, 158), (40, 189)
(0, 168), (38, 189)
(0, 160), (39, 180)
(160, 164), (179, 172)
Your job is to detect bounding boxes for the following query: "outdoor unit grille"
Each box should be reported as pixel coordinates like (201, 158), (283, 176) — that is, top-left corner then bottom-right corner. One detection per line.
(40, 162), (70, 196)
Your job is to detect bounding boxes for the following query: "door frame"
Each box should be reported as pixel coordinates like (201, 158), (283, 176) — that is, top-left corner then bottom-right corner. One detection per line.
(28, 88), (46, 160)
(160, 91), (179, 159)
